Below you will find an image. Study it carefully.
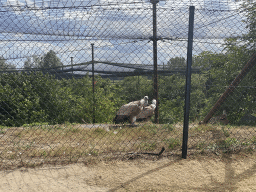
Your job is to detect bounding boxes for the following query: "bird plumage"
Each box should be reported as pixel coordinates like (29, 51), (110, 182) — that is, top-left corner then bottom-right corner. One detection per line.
(136, 99), (157, 122)
(113, 96), (149, 124)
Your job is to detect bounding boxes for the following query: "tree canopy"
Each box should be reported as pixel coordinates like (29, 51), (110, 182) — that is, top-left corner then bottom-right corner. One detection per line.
(24, 50), (63, 69)
(0, 56), (16, 71)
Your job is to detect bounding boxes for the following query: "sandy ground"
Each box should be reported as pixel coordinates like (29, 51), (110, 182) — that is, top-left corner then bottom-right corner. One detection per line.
(0, 153), (256, 192)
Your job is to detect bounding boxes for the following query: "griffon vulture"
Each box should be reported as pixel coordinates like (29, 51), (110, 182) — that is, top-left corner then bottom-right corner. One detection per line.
(113, 96), (149, 124)
(136, 99), (157, 122)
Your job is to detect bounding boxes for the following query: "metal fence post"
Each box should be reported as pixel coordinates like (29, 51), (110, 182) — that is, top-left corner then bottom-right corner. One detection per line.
(71, 57), (73, 74)
(151, 0), (159, 124)
(91, 43), (95, 124)
(182, 6), (195, 159)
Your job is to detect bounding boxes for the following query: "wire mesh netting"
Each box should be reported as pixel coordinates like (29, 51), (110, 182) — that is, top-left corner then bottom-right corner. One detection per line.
(0, 0), (256, 170)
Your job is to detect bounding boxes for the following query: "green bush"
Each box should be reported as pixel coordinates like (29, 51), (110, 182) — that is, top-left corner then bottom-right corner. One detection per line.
(0, 72), (118, 126)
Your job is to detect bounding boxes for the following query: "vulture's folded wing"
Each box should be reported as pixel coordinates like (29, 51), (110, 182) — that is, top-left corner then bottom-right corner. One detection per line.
(116, 103), (140, 116)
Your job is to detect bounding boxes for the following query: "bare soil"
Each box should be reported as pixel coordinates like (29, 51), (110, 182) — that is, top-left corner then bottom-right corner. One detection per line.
(0, 123), (256, 191)
(0, 152), (256, 192)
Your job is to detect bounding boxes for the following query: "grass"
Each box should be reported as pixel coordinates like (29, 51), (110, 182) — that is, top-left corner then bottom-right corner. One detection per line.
(252, 136), (256, 145)
(139, 142), (157, 151)
(0, 122), (255, 169)
(164, 138), (181, 149)
(0, 126), (7, 134)
(196, 141), (206, 150)
(221, 126), (230, 137)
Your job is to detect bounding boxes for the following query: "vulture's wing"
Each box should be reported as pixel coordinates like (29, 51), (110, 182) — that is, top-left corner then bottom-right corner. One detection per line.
(137, 105), (154, 119)
(116, 103), (140, 116)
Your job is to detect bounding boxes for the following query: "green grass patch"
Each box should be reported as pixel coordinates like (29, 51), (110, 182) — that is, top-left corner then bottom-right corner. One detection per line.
(139, 142), (157, 151)
(164, 138), (181, 149)
(0, 123), (255, 169)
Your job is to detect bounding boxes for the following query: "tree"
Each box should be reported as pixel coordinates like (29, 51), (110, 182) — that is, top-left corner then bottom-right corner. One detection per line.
(0, 56), (7, 70)
(40, 50), (63, 69)
(0, 56), (16, 71)
(24, 57), (33, 69)
(224, 2), (256, 55)
(24, 55), (43, 69)
(24, 51), (63, 70)
(242, 2), (256, 50)
(167, 57), (186, 70)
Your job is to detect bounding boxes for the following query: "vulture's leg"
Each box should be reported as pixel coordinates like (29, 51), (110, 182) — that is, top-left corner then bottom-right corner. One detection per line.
(130, 116), (136, 125)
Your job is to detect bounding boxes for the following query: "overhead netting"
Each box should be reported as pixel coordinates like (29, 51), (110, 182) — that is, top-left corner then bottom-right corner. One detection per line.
(0, 0), (256, 172)
(0, 0), (246, 74)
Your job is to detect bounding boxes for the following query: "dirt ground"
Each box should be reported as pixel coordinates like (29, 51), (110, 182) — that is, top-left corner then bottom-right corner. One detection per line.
(0, 152), (255, 192)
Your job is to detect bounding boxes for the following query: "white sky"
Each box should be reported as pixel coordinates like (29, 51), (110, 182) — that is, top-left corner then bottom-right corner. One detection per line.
(0, 0), (248, 68)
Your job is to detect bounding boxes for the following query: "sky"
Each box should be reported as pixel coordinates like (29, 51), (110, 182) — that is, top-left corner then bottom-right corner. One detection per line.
(0, 0), (248, 71)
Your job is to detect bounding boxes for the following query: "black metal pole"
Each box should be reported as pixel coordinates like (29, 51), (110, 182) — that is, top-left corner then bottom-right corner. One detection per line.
(91, 43), (95, 124)
(151, 0), (159, 124)
(71, 57), (74, 74)
(182, 6), (195, 159)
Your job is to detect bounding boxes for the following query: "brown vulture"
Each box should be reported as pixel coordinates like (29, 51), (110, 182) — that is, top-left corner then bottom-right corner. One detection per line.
(113, 96), (149, 124)
(136, 99), (157, 122)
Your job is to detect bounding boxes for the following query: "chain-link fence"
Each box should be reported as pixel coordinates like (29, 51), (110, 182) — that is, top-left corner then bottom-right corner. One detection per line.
(0, 0), (256, 169)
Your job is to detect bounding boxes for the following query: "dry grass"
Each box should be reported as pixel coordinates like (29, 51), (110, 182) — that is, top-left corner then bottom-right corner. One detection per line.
(0, 122), (255, 170)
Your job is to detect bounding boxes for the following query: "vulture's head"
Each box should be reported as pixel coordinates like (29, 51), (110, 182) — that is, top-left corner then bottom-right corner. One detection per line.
(151, 99), (157, 110)
(139, 96), (149, 107)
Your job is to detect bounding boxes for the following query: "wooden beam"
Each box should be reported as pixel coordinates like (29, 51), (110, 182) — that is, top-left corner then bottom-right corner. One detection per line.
(201, 52), (256, 124)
